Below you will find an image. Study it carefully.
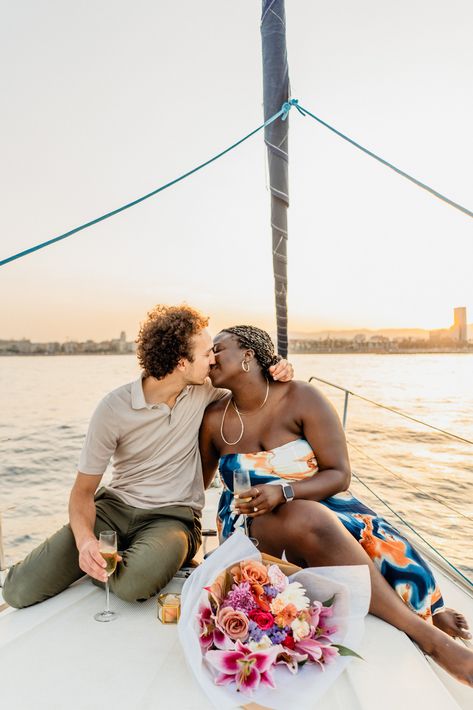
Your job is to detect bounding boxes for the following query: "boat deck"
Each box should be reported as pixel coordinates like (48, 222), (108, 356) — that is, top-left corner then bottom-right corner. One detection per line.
(1, 489), (472, 710)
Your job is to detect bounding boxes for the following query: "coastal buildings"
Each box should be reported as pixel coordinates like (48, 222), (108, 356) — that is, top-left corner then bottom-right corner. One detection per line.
(0, 309), (470, 356)
(290, 307), (471, 354)
(453, 307), (467, 342)
(0, 333), (136, 356)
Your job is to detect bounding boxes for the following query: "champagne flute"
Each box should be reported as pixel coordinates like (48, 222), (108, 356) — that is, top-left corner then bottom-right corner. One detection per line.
(94, 530), (118, 622)
(233, 469), (252, 536)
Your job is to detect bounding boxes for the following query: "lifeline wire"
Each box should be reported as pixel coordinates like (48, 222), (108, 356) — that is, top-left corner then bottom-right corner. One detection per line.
(347, 438), (472, 522)
(308, 375), (473, 446)
(0, 103), (294, 268)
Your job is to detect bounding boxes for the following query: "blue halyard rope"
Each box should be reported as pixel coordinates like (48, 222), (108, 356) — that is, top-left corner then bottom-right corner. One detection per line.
(292, 99), (473, 219)
(1, 98), (471, 268)
(0, 104), (293, 268)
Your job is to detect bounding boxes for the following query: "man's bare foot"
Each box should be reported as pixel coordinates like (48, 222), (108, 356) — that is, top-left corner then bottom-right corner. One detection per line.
(433, 608), (471, 640)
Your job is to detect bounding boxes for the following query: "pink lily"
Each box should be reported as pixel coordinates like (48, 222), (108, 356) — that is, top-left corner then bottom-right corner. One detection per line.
(295, 637), (341, 668)
(275, 647), (308, 674)
(319, 642), (340, 664)
(196, 604), (232, 651)
(205, 640), (280, 694)
(294, 637), (325, 667)
(316, 604), (338, 636)
(308, 600), (323, 629)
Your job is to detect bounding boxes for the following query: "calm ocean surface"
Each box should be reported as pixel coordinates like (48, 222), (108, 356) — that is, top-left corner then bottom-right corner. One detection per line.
(1, 354), (472, 577)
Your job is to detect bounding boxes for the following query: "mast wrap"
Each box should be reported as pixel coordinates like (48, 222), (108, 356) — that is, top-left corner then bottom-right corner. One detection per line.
(261, 0), (289, 357)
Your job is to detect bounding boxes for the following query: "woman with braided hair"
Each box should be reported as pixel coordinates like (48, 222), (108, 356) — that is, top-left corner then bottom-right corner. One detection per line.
(199, 325), (473, 687)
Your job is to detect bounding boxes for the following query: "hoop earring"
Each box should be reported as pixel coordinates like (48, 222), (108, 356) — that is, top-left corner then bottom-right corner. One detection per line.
(241, 360), (250, 373)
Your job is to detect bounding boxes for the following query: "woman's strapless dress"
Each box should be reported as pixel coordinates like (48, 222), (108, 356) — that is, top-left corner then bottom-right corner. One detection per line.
(217, 438), (444, 619)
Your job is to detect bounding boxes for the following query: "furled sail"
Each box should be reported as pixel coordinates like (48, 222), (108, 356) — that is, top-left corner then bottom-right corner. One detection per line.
(261, 0), (290, 357)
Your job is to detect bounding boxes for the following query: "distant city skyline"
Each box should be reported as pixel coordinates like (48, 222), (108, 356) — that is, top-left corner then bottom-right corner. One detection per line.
(2, 307), (470, 345)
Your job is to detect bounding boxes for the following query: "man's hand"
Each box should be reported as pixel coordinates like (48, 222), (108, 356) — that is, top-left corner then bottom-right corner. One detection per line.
(269, 358), (294, 382)
(78, 538), (122, 583)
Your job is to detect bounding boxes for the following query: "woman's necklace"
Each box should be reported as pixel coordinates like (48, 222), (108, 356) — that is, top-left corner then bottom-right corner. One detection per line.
(220, 380), (270, 446)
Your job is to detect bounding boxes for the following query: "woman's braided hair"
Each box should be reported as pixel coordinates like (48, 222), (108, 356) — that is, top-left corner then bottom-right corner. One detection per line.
(221, 325), (280, 377)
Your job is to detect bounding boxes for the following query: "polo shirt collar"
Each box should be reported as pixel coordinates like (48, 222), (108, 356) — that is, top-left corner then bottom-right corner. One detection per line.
(131, 374), (192, 410)
(131, 373), (148, 410)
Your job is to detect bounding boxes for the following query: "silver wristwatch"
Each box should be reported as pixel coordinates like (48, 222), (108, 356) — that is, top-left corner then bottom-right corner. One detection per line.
(280, 483), (295, 502)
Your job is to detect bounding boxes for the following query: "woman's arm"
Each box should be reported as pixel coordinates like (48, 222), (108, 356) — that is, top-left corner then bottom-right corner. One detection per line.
(291, 382), (351, 498)
(199, 408), (222, 489)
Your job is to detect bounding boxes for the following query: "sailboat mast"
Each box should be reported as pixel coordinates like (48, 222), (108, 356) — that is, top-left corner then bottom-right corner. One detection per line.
(261, 0), (290, 358)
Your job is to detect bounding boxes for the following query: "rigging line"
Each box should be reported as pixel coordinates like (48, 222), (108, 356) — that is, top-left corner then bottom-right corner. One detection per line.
(347, 438), (473, 522)
(308, 376), (473, 446)
(0, 104), (293, 268)
(291, 99), (473, 219)
(351, 471), (473, 588)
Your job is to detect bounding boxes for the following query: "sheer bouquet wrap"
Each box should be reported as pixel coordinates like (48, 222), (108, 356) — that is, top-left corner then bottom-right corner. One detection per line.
(178, 530), (371, 710)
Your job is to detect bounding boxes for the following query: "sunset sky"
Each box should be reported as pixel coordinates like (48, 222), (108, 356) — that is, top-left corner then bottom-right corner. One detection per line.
(1, 1), (472, 342)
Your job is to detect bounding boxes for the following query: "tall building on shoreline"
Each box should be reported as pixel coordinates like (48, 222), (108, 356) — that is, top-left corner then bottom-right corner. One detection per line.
(452, 307), (467, 342)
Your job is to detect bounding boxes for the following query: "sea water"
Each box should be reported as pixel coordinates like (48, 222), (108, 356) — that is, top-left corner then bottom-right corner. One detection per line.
(1, 353), (472, 576)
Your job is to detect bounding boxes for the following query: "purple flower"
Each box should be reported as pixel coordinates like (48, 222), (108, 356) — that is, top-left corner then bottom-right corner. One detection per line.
(263, 584), (279, 599)
(269, 628), (287, 644)
(248, 620), (264, 642)
(223, 582), (258, 613)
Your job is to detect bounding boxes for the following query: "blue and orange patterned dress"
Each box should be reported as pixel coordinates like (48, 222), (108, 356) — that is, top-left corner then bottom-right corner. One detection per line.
(217, 438), (444, 620)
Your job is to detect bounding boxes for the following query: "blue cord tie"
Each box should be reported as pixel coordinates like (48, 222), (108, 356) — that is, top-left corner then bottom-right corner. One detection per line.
(281, 98), (305, 120)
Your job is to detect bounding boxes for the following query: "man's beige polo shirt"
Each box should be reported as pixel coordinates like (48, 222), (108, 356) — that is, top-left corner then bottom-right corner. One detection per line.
(78, 374), (225, 512)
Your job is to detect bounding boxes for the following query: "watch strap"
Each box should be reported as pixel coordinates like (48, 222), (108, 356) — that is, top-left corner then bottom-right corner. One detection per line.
(281, 483), (295, 502)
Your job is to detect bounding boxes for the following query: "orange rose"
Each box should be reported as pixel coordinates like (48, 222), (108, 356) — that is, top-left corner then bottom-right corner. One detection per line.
(231, 559), (269, 586)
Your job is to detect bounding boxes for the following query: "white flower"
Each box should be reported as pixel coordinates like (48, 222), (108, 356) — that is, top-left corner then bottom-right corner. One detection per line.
(274, 582), (310, 612)
(267, 564), (288, 592)
(248, 634), (273, 652)
(291, 618), (310, 642)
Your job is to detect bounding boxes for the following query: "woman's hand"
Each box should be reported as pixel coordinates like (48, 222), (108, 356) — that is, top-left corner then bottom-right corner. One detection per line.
(234, 484), (285, 517)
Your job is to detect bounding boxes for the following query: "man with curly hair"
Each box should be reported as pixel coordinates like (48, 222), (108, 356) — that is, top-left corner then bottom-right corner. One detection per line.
(3, 304), (292, 608)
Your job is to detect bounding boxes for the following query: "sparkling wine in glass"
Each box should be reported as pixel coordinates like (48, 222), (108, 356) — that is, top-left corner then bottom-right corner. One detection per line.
(233, 469), (252, 502)
(233, 469), (252, 536)
(94, 530), (118, 622)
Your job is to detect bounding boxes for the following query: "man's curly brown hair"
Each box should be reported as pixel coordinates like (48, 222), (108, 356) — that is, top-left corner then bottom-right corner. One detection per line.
(136, 305), (209, 379)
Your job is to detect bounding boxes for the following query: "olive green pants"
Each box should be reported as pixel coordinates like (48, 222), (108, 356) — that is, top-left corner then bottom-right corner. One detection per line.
(3, 488), (201, 609)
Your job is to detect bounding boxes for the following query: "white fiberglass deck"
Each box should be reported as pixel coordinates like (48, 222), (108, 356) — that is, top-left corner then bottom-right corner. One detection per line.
(1, 491), (472, 710)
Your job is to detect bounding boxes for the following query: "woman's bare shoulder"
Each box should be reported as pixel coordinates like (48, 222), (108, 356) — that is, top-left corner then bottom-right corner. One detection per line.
(281, 380), (335, 415)
(282, 379), (327, 400)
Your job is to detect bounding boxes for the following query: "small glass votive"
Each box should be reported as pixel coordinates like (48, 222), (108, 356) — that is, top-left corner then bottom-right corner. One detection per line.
(157, 593), (181, 623)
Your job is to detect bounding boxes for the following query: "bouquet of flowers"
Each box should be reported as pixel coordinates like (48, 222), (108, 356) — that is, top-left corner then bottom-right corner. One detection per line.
(179, 531), (370, 710)
(196, 557), (359, 695)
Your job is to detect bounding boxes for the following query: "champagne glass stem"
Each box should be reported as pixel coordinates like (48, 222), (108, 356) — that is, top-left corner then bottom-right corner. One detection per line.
(105, 579), (110, 613)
